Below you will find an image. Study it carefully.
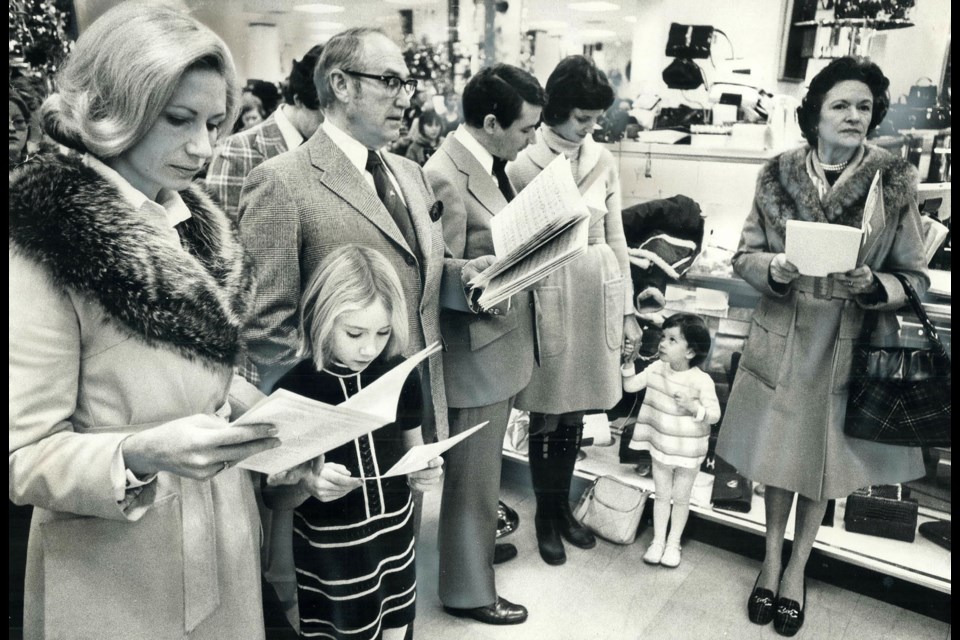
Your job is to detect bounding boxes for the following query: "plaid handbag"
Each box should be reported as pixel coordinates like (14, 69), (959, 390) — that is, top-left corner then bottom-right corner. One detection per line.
(844, 274), (951, 447)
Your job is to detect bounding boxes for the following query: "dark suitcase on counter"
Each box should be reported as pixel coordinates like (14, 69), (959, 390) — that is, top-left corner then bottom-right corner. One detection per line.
(844, 485), (919, 543)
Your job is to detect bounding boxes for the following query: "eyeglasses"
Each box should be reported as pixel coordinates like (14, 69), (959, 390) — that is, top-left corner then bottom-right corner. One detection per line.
(10, 116), (29, 131)
(341, 70), (418, 96)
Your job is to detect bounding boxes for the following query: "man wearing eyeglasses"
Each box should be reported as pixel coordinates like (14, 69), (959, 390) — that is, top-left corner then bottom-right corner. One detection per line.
(238, 27), (449, 470)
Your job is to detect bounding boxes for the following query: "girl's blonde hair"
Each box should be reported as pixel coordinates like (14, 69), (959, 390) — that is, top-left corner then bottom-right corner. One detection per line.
(41, 1), (239, 158)
(298, 245), (409, 370)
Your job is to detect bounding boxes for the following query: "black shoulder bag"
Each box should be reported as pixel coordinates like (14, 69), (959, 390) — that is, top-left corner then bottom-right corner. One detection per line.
(844, 273), (951, 447)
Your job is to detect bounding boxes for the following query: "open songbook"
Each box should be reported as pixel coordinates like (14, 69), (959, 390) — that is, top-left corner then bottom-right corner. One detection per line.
(785, 171), (885, 277)
(234, 342), (484, 476)
(468, 155), (593, 310)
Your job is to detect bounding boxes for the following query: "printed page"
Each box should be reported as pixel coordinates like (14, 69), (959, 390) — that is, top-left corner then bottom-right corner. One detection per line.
(489, 155), (588, 257)
(477, 216), (589, 309)
(235, 344), (441, 475)
(235, 390), (384, 475)
(375, 421), (489, 478)
(785, 220), (862, 277)
(340, 342), (442, 421)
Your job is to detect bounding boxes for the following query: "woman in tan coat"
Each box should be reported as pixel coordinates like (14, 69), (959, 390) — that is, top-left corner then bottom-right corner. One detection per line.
(508, 56), (641, 566)
(8, 5), (280, 638)
(716, 57), (928, 637)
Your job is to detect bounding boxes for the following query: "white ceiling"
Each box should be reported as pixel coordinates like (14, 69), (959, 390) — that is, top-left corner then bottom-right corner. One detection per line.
(237, 0), (638, 44)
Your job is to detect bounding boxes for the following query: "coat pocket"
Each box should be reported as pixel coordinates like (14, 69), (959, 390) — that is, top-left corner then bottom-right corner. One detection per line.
(603, 277), (625, 350)
(41, 493), (186, 639)
(533, 286), (566, 358)
(739, 298), (793, 389)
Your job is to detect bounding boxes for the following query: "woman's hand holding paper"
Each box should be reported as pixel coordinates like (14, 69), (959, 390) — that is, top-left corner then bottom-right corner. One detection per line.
(301, 459), (362, 502)
(266, 455), (324, 487)
(770, 253), (800, 285)
(833, 265), (878, 296)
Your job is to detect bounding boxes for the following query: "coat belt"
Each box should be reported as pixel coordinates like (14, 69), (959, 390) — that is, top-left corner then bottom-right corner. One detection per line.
(794, 275), (855, 300)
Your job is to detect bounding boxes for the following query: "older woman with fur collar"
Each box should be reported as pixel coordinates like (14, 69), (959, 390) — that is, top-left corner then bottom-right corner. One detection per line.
(716, 57), (929, 637)
(8, 5), (283, 639)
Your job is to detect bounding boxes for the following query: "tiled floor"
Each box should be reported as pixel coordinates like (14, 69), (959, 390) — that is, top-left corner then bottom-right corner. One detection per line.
(411, 461), (951, 640)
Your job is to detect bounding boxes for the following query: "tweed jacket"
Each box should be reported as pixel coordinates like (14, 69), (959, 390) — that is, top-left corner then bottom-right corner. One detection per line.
(206, 112), (290, 221)
(423, 134), (536, 408)
(239, 127), (448, 439)
(9, 154), (264, 639)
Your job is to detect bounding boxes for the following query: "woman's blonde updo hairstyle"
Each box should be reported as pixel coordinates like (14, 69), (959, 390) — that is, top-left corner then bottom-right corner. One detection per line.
(41, 1), (239, 158)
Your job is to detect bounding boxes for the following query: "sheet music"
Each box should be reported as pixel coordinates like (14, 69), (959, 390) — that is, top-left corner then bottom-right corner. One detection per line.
(490, 155), (586, 257)
(785, 220), (862, 277)
(235, 343), (441, 475)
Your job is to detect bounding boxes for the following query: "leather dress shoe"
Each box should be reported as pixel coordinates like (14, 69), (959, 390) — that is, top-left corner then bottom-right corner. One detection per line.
(493, 542), (518, 565)
(443, 596), (528, 625)
(496, 500), (520, 538)
(773, 580), (806, 637)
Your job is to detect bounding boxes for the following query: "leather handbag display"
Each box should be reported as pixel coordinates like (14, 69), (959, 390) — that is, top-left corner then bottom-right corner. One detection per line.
(844, 273), (951, 447)
(574, 475), (650, 545)
(844, 484), (919, 542)
(710, 455), (753, 513)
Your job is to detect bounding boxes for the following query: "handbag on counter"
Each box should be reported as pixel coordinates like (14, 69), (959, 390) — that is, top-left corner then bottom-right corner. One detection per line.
(844, 273), (951, 448)
(574, 475), (650, 545)
(844, 484), (919, 542)
(710, 455), (753, 513)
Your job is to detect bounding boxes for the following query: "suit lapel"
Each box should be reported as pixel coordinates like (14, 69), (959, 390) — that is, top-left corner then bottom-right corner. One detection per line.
(384, 154), (429, 259)
(444, 136), (506, 216)
(307, 129), (411, 253)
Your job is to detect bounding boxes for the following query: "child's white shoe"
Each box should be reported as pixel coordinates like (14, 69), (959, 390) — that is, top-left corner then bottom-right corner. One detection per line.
(642, 541), (665, 565)
(660, 544), (681, 568)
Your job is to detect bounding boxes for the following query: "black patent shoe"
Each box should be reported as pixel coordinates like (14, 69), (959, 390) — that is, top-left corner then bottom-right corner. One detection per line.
(443, 596), (528, 625)
(496, 500), (520, 538)
(773, 581), (806, 637)
(493, 542), (518, 565)
(557, 502), (596, 549)
(534, 514), (566, 565)
(747, 571), (775, 625)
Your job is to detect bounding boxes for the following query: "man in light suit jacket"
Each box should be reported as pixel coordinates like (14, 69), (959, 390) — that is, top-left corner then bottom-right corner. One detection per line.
(423, 64), (545, 626)
(206, 45), (324, 221)
(239, 28), (451, 444)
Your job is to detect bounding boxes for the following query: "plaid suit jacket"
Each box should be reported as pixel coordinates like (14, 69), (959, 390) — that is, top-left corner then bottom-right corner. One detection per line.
(238, 127), (449, 440)
(206, 113), (289, 222)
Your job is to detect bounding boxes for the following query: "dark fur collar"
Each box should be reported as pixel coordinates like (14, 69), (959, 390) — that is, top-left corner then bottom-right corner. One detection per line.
(9, 153), (255, 366)
(754, 144), (918, 239)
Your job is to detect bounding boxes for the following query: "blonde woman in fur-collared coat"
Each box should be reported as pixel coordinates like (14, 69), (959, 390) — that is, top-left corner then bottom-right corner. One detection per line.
(716, 57), (929, 637)
(8, 5), (282, 639)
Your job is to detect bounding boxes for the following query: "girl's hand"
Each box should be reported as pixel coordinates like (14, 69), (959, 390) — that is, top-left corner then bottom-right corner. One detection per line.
(301, 460), (362, 502)
(769, 253), (800, 285)
(833, 265), (878, 296)
(621, 315), (642, 363)
(267, 455), (324, 487)
(122, 415), (280, 480)
(407, 457), (444, 492)
(672, 389), (700, 415)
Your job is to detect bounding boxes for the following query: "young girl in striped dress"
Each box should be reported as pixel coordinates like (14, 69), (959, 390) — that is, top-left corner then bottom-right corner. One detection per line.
(263, 245), (443, 640)
(621, 312), (721, 568)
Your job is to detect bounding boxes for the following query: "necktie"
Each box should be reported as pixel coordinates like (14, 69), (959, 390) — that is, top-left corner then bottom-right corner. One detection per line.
(492, 156), (514, 203)
(366, 150), (418, 254)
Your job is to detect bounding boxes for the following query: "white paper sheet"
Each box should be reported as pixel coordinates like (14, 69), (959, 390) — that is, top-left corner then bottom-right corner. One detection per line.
(785, 220), (862, 277)
(235, 343), (441, 475)
(859, 171), (886, 263)
(374, 421), (489, 478)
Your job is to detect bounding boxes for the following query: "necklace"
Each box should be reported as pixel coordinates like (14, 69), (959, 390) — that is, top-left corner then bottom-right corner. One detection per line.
(819, 159), (849, 172)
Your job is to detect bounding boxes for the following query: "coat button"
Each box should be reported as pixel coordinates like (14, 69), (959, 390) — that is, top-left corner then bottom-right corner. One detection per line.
(405, 255), (415, 266)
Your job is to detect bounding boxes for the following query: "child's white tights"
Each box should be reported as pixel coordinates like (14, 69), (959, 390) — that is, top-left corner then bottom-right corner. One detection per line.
(650, 459), (699, 546)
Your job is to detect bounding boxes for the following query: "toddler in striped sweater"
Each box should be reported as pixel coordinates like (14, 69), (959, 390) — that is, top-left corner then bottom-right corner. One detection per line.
(621, 312), (721, 568)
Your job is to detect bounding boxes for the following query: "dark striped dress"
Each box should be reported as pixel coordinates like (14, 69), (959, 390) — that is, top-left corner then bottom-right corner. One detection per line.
(275, 356), (420, 640)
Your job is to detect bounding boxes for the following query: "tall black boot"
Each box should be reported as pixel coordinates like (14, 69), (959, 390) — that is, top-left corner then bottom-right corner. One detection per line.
(528, 415), (566, 565)
(554, 421), (597, 549)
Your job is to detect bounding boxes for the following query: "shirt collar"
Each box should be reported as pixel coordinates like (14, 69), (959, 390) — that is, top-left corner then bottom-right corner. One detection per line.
(82, 154), (192, 227)
(273, 104), (304, 151)
(323, 119), (378, 175)
(455, 125), (495, 176)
